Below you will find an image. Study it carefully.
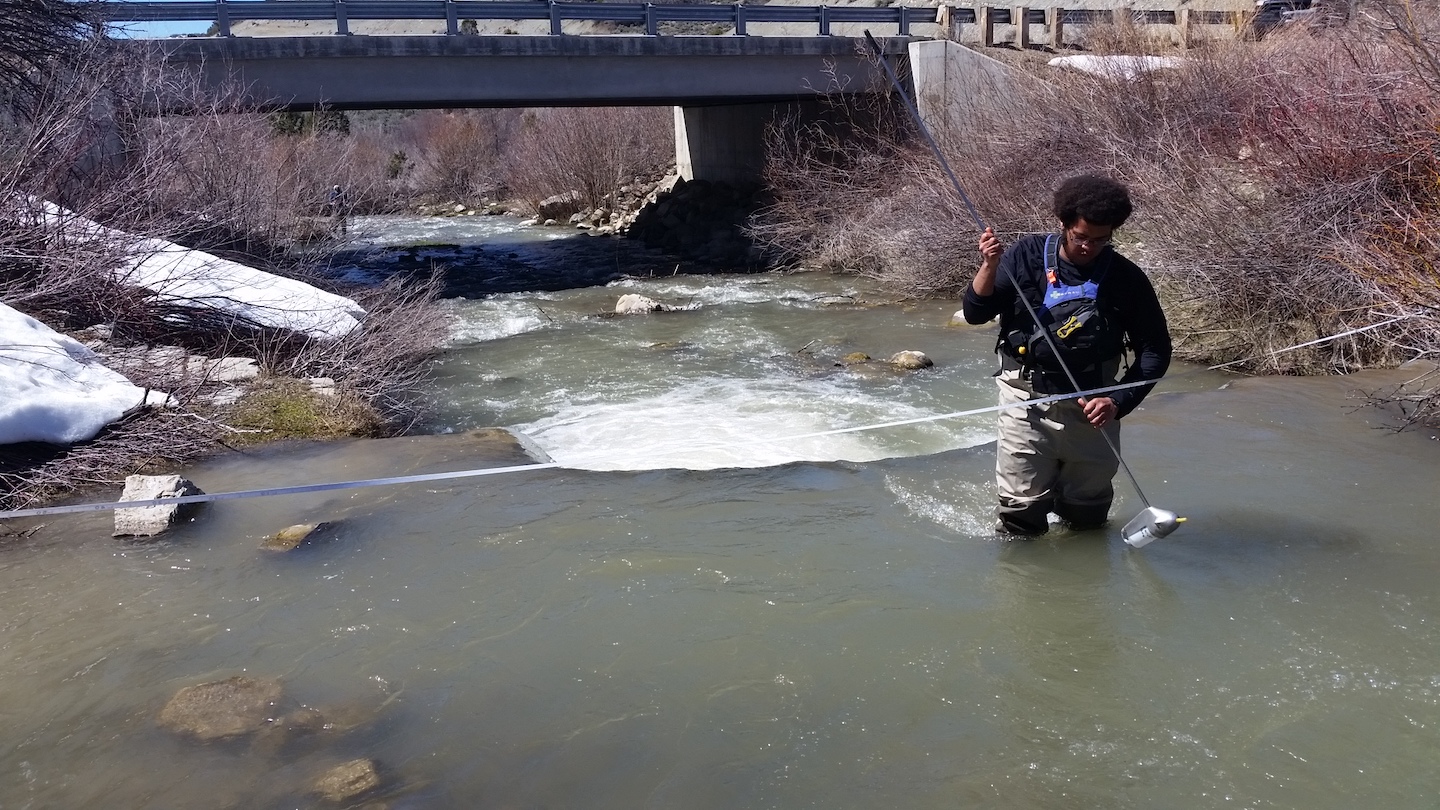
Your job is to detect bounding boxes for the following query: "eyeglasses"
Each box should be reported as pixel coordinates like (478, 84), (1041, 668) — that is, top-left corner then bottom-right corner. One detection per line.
(1067, 229), (1112, 248)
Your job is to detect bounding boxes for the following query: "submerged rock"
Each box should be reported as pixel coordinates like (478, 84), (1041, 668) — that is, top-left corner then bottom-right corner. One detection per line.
(262, 522), (335, 552)
(840, 352), (871, 365)
(113, 474), (204, 537)
(157, 675), (283, 741)
(249, 705), (334, 757)
(313, 758), (383, 803)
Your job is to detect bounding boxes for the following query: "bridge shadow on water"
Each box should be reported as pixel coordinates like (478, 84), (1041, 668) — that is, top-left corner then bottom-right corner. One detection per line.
(323, 231), (731, 298)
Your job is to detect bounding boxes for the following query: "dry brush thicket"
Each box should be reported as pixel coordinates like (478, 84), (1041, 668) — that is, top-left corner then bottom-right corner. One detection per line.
(505, 106), (675, 213)
(1, 36), (452, 509)
(2, 26), (678, 507)
(753, 8), (1440, 427)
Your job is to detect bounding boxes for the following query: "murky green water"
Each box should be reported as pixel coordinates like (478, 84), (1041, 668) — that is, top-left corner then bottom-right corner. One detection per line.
(3, 219), (1438, 808)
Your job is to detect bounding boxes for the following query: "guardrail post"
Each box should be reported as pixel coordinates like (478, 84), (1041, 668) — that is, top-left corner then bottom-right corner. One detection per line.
(445, 0), (458, 35)
(1013, 6), (1030, 47)
(550, 1), (563, 35)
(938, 4), (961, 40)
(335, 0), (350, 35)
(733, 3), (747, 36)
(645, 3), (658, 35)
(978, 6), (995, 46)
(819, 5), (831, 35)
(215, 0), (232, 37)
(1176, 6), (1191, 48)
(898, 5), (912, 35)
(1047, 6), (1063, 48)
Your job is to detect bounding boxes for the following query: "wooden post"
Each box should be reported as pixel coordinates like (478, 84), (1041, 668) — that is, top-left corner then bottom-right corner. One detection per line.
(979, 5), (995, 47)
(1177, 7), (1192, 49)
(1013, 6), (1030, 48)
(937, 4), (960, 41)
(1047, 6), (1064, 49)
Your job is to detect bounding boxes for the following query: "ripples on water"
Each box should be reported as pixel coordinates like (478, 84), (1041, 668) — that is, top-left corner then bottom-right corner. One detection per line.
(3, 217), (1439, 808)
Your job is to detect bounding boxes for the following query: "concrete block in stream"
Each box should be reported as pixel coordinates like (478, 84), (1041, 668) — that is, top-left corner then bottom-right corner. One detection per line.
(113, 474), (204, 537)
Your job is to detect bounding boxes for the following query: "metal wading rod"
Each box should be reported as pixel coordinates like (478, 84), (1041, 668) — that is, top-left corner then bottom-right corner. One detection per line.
(861, 31), (1157, 512)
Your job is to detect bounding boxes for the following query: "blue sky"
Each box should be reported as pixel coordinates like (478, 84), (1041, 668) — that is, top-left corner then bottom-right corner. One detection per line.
(107, 19), (213, 39)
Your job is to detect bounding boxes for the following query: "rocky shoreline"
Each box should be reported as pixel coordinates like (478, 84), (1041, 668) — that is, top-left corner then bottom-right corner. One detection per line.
(408, 166), (771, 270)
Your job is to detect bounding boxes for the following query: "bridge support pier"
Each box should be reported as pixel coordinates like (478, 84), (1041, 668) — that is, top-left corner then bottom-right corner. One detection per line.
(674, 103), (778, 186)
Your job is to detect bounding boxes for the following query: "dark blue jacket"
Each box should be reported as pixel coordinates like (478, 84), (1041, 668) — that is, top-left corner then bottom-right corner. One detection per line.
(962, 233), (1172, 419)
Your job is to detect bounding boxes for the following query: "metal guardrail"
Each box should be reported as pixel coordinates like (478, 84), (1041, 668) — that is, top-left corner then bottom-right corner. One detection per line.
(97, 1), (941, 37)
(97, 1), (1237, 38)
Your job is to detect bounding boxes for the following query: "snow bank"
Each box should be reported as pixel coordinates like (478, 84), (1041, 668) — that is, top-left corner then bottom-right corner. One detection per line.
(1047, 55), (1187, 81)
(117, 237), (366, 339)
(38, 201), (365, 340)
(0, 302), (171, 445)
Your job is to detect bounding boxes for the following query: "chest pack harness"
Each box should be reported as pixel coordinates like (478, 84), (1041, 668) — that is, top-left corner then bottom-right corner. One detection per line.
(998, 233), (1123, 394)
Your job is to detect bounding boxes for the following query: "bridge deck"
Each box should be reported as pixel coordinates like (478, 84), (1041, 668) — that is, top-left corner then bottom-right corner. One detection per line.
(140, 35), (914, 110)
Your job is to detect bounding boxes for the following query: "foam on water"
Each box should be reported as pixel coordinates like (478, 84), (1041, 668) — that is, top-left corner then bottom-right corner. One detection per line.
(608, 274), (865, 308)
(517, 377), (992, 470)
(445, 295), (561, 344)
(344, 213), (537, 247)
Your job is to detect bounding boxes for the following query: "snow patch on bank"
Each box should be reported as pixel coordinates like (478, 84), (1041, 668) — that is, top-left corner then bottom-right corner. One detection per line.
(1, 200), (368, 447)
(39, 201), (366, 340)
(0, 302), (171, 445)
(1048, 54), (1187, 80)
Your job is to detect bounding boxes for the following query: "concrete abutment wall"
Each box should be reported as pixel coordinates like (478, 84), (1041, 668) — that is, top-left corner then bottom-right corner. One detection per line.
(674, 104), (774, 186)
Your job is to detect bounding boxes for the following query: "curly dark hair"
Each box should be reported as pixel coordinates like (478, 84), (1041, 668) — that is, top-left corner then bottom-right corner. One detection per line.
(1052, 174), (1133, 228)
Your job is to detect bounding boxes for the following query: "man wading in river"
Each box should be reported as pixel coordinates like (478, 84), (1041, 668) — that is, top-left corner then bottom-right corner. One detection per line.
(963, 174), (1172, 535)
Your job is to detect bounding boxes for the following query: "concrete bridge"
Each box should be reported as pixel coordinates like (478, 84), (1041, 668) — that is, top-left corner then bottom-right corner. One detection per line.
(131, 31), (921, 184)
(110, 1), (1239, 183)
(137, 33), (915, 110)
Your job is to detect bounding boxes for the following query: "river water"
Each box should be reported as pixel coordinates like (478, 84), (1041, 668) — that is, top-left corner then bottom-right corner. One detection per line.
(3, 216), (1438, 808)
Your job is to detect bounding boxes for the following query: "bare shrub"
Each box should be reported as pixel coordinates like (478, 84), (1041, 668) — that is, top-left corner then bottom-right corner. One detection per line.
(753, 19), (1440, 421)
(404, 110), (508, 202)
(505, 106), (673, 212)
(753, 97), (974, 296)
(250, 271), (451, 429)
(0, 46), (454, 508)
(0, 408), (225, 512)
(0, 0), (101, 112)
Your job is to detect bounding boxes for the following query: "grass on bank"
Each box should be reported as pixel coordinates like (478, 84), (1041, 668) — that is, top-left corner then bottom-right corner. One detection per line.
(222, 377), (384, 446)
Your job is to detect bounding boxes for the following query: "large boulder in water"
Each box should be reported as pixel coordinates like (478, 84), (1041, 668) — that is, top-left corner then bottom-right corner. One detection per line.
(157, 675), (284, 741)
(615, 294), (668, 315)
(538, 190), (581, 220)
(948, 309), (993, 327)
(889, 350), (934, 370)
